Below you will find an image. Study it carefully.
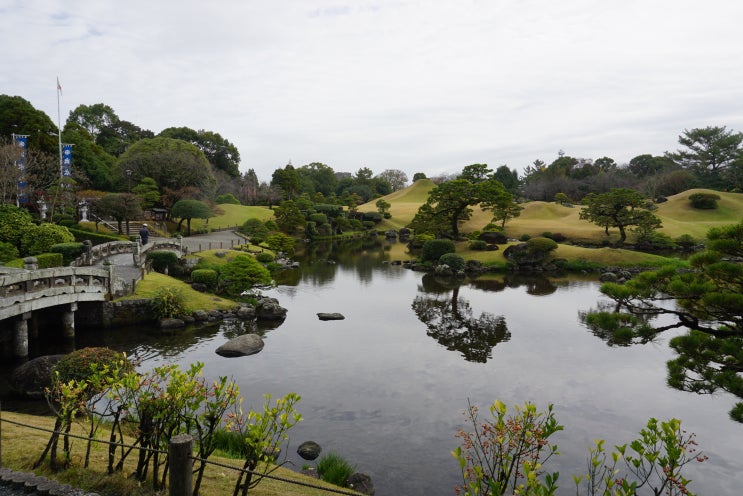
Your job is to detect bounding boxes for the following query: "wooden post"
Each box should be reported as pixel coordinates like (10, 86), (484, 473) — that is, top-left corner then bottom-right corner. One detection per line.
(169, 434), (193, 496)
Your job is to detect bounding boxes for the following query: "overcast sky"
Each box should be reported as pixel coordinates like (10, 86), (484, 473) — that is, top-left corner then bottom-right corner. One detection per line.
(3, 0), (743, 182)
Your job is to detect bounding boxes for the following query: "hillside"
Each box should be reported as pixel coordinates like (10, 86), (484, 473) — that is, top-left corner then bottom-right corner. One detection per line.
(360, 183), (743, 243)
(187, 203), (274, 231)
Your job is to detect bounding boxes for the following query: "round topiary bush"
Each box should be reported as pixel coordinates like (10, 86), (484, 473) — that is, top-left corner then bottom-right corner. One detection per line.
(54, 347), (133, 390)
(0, 241), (19, 263)
(438, 252), (465, 271)
(526, 236), (558, 254)
(191, 268), (218, 288)
(688, 192), (721, 209)
(469, 240), (488, 251)
(519, 234), (531, 242)
(255, 252), (274, 264)
(421, 239), (456, 262)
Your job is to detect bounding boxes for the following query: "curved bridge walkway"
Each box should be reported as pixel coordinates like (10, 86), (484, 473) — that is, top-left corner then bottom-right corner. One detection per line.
(1, 231), (245, 358)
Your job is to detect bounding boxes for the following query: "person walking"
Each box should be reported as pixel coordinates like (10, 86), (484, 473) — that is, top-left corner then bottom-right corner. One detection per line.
(139, 223), (150, 245)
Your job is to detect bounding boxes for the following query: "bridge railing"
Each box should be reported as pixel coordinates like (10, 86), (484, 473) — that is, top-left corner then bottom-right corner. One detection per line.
(0, 266), (113, 321)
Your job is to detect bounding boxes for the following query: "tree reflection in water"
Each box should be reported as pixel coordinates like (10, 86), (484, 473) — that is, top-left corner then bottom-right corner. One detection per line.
(412, 274), (510, 363)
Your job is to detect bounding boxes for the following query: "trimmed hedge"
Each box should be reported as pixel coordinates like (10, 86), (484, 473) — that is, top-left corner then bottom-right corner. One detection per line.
(50, 242), (84, 265)
(469, 240), (488, 251)
(688, 192), (721, 209)
(67, 227), (128, 245)
(422, 239), (456, 262)
(255, 252), (274, 264)
(191, 269), (218, 288)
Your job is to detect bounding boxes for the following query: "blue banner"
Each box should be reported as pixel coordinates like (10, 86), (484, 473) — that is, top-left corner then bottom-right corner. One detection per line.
(62, 144), (73, 178)
(14, 135), (29, 204)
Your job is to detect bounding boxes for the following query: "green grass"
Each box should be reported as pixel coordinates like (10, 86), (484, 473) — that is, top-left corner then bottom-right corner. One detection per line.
(188, 204), (274, 231)
(316, 451), (356, 487)
(118, 271), (237, 312)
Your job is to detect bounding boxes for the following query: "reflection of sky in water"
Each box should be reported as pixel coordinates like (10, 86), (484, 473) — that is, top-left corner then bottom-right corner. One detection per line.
(64, 262), (743, 496)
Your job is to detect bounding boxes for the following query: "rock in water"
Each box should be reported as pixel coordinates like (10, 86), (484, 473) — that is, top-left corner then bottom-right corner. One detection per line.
(297, 441), (322, 460)
(317, 313), (345, 321)
(216, 334), (265, 357)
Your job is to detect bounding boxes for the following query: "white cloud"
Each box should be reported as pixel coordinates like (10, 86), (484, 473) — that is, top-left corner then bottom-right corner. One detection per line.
(3, 0), (743, 181)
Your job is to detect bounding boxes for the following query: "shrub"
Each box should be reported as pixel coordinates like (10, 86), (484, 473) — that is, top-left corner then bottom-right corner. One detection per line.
(255, 252), (274, 264)
(689, 192), (721, 209)
(439, 252), (465, 271)
(637, 231), (677, 251)
(349, 219), (363, 230)
(383, 212), (391, 219)
(54, 347), (133, 386)
(541, 231), (553, 239)
(0, 241), (19, 263)
(361, 211), (382, 223)
(50, 242), (84, 265)
(215, 193), (241, 205)
(21, 224), (75, 256)
(309, 213), (328, 225)
(362, 221), (375, 230)
(240, 218), (270, 244)
(519, 234), (531, 242)
(313, 203), (344, 217)
(150, 287), (187, 319)
(36, 253), (64, 268)
(317, 452), (356, 487)
(266, 232), (296, 256)
(146, 251), (179, 273)
(191, 269), (218, 288)
(469, 240), (488, 250)
(422, 239), (455, 262)
(212, 429), (248, 459)
(67, 228), (127, 245)
(0, 204), (35, 250)
(219, 255), (272, 296)
(526, 236), (558, 254)
(675, 234), (697, 250)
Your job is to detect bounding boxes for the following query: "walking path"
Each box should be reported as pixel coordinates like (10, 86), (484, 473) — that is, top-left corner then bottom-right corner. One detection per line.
(94, 230), (247, 293)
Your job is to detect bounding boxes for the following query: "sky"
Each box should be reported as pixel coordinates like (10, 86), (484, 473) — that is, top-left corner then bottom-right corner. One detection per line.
(3, 0), (743, 182)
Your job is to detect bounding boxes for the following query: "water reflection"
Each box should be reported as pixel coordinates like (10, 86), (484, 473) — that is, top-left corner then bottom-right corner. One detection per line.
(468, 274), (559, 295)
(413, 274), (510, 363)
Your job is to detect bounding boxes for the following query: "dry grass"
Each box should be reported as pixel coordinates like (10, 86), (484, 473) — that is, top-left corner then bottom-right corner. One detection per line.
(0, 410), (356, 496)
(359, 181), (743, 247)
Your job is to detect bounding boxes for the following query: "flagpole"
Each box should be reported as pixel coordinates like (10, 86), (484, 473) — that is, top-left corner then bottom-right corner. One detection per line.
(56, 77), (62, 179)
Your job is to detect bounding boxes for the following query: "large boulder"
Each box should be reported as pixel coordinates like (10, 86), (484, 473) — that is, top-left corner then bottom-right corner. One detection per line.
(215, 334), (265, 357)
(10, 355), (64, 399)
(255, 297), (287, 321)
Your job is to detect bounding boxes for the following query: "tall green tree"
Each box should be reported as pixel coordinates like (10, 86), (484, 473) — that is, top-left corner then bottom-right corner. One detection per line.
(116, 138), (215, 197)
(0, 95), (59, 155)
(579, 188), (661, 246)
(668, 126), (743, 188)
(271, 163), (300, 200)
(297, 162), (338, 196)
(158, 126), (240, 177)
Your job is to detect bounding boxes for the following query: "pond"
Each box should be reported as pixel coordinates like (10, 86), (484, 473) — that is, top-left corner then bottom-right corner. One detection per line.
(5, 238), (742, 495)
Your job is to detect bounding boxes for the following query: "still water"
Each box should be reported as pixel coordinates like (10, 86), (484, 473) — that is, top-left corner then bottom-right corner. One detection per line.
(15, 240), (743, 494)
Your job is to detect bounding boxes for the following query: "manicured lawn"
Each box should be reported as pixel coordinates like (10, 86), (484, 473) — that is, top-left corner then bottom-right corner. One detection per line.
(118, 271), (237, 312)
(187, 204), (274, 231)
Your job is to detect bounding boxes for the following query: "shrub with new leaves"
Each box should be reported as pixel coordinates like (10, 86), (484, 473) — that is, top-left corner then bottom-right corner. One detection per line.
(150, 287), (187, 319)
(219, 254), (272, 296)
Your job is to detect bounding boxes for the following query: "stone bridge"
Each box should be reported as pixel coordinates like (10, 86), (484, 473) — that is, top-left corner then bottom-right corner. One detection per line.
(1, 237), (186, 358)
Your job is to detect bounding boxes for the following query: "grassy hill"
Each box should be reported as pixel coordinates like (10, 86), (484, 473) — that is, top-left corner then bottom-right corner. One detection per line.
(186, 203), (274, 231)
(361, 183), (743, 244)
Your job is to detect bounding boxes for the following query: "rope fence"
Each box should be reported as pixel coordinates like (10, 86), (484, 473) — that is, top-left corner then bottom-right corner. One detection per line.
(0, 412), (362, 496)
